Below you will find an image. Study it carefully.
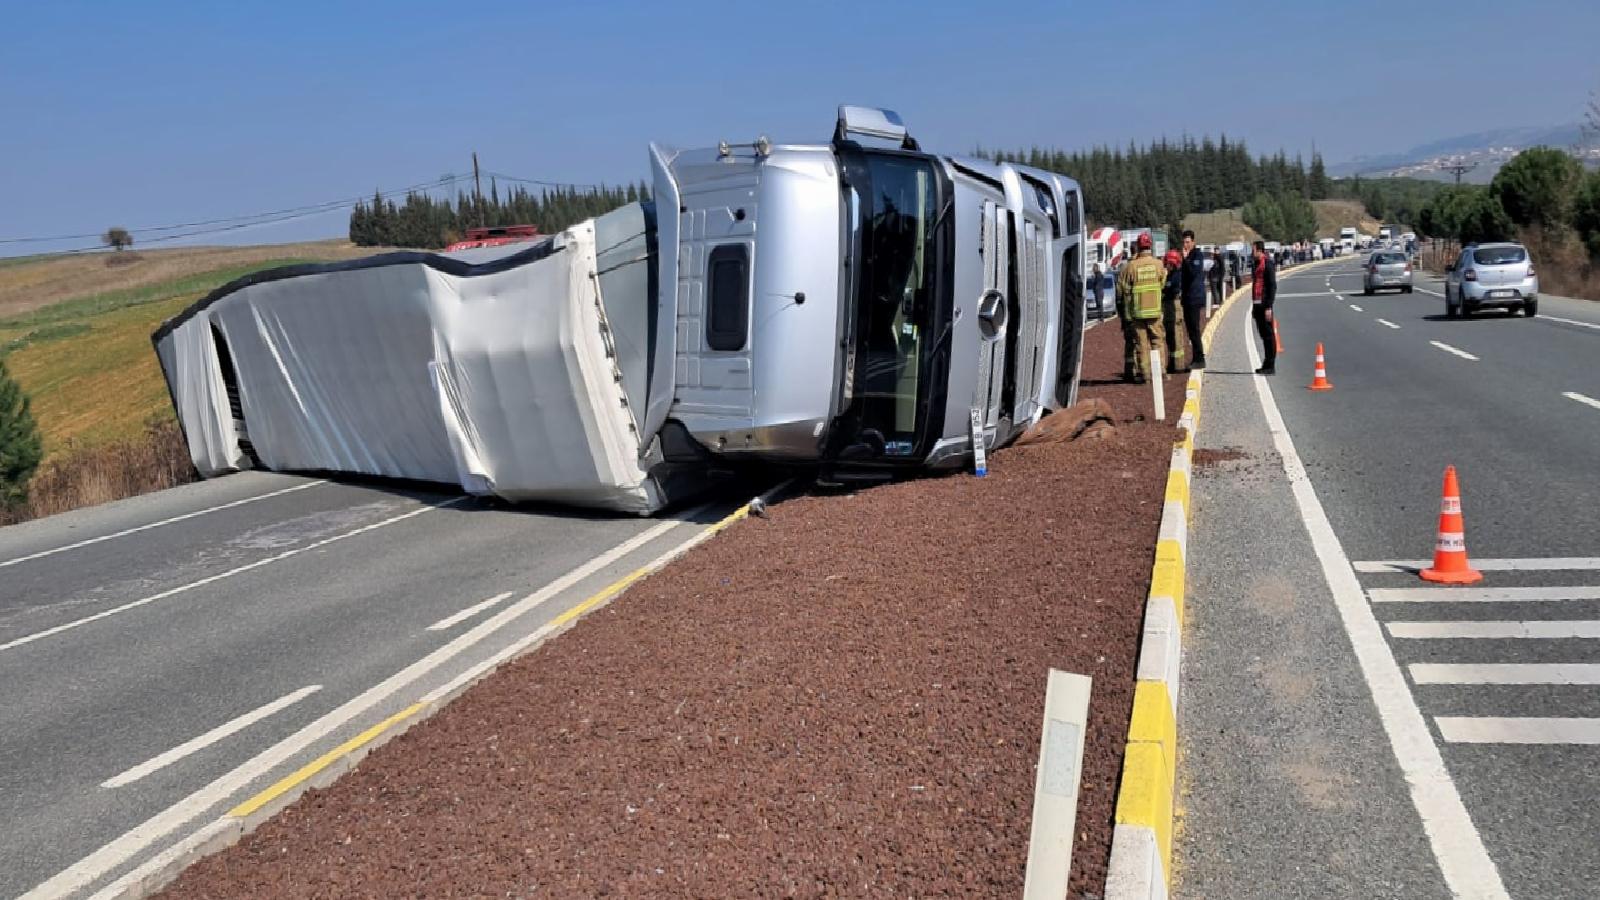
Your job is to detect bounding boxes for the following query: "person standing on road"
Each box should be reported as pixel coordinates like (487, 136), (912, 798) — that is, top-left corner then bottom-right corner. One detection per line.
(1091, 262), (1105, 317)
(1209, 248), (1225, 307)
(1116, 233), (1167, 384)
(1115, 258), (1139, 381)
(1162, 248), (1188, 373)
(1252, 239), (1277, 375)
(1180, 230), (1209, 369)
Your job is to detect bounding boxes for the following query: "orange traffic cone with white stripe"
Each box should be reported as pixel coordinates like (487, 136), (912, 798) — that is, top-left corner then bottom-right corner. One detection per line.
(1420, 465), (1483, 585)
(1308, 343), (1333, 391)
(1274, 318), (1285, 354)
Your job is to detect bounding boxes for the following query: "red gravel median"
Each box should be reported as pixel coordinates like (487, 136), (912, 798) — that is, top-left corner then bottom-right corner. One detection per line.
(159, 321), (1181, 900)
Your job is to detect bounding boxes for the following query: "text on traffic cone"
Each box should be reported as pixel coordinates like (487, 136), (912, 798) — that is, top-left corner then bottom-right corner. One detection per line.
(1421, 465), (1482, 584)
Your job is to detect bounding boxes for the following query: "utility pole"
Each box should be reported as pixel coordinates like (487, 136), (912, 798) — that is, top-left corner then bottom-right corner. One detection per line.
(1440, 161), (1477, 185)
(472, 151), (485, 227)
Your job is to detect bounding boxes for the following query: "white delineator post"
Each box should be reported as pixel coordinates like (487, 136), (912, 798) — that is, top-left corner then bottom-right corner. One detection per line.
(1022, 670), (1093, 900)
(1150, 350), (1165, 421)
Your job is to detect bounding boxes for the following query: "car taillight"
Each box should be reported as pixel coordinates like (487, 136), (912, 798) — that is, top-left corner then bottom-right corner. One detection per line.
(1527, 264), (1536, 277)
(1463, 269), (1477, 281)
(1404, 264), (1412, 273)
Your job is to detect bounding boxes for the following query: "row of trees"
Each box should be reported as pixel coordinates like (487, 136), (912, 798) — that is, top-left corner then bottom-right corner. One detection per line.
(348, 181), (651, 249)
(1242, 191), (1319, 242)
(989, 136), (1333, 238)
(1416, 147), (1600, 254)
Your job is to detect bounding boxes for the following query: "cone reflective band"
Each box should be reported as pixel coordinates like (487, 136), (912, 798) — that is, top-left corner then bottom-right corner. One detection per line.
(1274, 319), (1285, 354)
(1308, 342), (1333, 391)
(1421, 465), (1482, 585)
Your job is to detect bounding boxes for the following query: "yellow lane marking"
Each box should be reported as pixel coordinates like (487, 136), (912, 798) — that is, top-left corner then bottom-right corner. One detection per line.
(225, 497), (758, 823)
(228, 702), (426, 819)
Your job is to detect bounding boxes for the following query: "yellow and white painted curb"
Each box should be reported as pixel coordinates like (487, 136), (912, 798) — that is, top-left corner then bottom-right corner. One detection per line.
(90, 488), (781, 900)
(1104, 257), (1343, 900)
(1102, 288), (1235, 900)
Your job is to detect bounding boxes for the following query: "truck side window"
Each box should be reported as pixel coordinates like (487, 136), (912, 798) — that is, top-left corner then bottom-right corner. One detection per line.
(1063, 191), (1082, 236)
(705, 244), (749, 352)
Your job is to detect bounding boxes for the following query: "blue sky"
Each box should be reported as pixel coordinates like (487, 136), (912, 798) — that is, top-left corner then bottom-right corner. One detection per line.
(3, 0), (1598, 254)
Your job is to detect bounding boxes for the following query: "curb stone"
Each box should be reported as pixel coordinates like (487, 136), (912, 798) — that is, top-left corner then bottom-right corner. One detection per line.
(1103, 256), (1343, 899)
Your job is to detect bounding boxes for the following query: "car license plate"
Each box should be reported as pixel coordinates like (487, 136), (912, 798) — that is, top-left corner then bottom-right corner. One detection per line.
(1489, 289), (1515, 298)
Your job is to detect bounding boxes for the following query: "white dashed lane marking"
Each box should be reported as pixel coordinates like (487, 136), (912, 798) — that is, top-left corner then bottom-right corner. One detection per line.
(1376, 318), (1401, 329)
(1429, 341), (1479, 361)
(1350, 304), (1364, 312)
(1564, 392), (1600, 411)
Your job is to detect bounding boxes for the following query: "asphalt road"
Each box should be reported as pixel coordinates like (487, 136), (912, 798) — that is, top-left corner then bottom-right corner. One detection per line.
(1180, 256), (1600, 899)
(0, 471), (748, 899)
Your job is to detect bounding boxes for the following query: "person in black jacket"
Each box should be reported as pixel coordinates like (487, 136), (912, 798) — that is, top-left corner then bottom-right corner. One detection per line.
(1252, 240), (1277, 375)
(1178, 230), (1208, 369)
(1208, 248), (1225, 307)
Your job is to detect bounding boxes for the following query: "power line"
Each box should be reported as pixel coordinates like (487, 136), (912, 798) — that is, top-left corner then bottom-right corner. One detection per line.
(0, 174), (474, 247)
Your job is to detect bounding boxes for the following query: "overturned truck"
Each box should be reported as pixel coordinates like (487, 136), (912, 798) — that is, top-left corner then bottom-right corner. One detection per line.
(154, 107), (1088, 513)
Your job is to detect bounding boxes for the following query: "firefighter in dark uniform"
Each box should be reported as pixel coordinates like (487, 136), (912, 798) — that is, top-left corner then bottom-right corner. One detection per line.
(1161, 248), (1188, 373)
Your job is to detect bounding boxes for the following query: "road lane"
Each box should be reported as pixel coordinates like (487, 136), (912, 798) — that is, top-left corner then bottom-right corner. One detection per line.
(0, 471), (750, 899)
(1246, 256), (1600, 898)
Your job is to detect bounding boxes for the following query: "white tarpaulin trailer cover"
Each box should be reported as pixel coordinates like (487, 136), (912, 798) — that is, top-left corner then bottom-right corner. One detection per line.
(153, 208), (679, 514)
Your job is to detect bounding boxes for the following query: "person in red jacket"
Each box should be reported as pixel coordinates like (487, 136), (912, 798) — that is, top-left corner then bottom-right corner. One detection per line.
(1252, 240), (1277, 375)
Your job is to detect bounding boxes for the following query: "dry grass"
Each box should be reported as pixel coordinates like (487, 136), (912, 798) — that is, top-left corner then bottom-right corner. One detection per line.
(0, 419), (195, 525)
(1181, 209), (1259, 244)
(1182, 200), (1381, 245)
(1313, 199), (1380, 239)
(0, 240), (372, 318)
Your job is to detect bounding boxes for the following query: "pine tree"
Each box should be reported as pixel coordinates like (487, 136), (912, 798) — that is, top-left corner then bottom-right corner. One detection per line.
(1308, 152), (1330, 200)
(0, 358), (43, 510)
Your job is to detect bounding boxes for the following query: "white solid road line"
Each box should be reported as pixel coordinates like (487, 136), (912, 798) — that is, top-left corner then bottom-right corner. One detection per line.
(20, 512), (695, 900)
(1387, 620), (1600, 640)
(1411, 663), (1600, 685)
(425, 591), (514, 632)
(1349, 304), (1364, 311)
(1429, 340), (1479, 361)
(0, 498), (463, 655)
(1564, 391), (1600, 411)
(0, 481), (324, 570)
(1245, 314), (1509, 897)
(1369, 586), (1600, 603)
(1356, 557), (1600, 573)
(1416, 288), (1446, 298)
(1276, 292), (1333, 298)
(101, 686), (322, 789)
(1544, 314), (1600, 331)
(1436, 717), (1600, 745)
(1376, 318), (1402, 329)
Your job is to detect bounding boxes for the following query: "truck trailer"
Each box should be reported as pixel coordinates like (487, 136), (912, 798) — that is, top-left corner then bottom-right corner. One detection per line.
(153, 107), (1086, 513)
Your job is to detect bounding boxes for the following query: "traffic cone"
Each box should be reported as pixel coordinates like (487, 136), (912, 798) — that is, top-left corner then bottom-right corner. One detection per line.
(1274, 318), (1285, 354)
(1308, 343), (1333, 391)
(1420, 466), (1483, 585)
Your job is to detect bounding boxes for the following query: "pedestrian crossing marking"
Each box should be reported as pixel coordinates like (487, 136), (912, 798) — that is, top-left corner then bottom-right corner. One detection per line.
(1388, 620), (1600, 639)
(1410, 663), (1600, 685)
(1436, 717), (1600, 745)
(1369, 586), (1600, 603)
(1356, 558), (1600, 574)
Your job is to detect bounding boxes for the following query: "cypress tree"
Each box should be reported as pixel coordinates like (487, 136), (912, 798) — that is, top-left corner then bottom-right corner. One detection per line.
(0, 358), (43, 511)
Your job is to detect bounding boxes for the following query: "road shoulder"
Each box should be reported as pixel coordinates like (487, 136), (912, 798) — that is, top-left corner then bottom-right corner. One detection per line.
(1174, 290), (1452, 899)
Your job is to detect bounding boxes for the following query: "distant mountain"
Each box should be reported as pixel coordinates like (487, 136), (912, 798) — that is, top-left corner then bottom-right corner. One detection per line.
(1331, 124), (1596, 183)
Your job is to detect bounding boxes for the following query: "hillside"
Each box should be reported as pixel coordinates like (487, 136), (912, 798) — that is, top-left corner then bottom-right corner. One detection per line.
(0, 240), (371, 319)
(1181, 199), (1379, 244)
(0, 241), (378, 460)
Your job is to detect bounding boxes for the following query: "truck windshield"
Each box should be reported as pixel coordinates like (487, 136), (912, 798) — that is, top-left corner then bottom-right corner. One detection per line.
(835, 150), (949, 461)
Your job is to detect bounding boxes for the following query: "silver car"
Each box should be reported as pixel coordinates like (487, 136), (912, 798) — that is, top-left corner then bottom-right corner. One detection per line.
(1444, 242), (1539, 318)
(1363, 250), (1414, 295)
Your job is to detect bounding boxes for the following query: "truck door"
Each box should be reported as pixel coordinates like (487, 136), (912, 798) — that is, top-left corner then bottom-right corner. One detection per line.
(668, 158), (759, 445)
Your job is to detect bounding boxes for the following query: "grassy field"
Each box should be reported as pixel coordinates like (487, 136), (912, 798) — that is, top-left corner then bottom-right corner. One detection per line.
(0, 242), (372, 460)
(0, 240), (369, 319)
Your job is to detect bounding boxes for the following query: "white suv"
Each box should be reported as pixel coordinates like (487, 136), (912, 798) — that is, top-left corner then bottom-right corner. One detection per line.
(1444, 242), (1539, 318)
